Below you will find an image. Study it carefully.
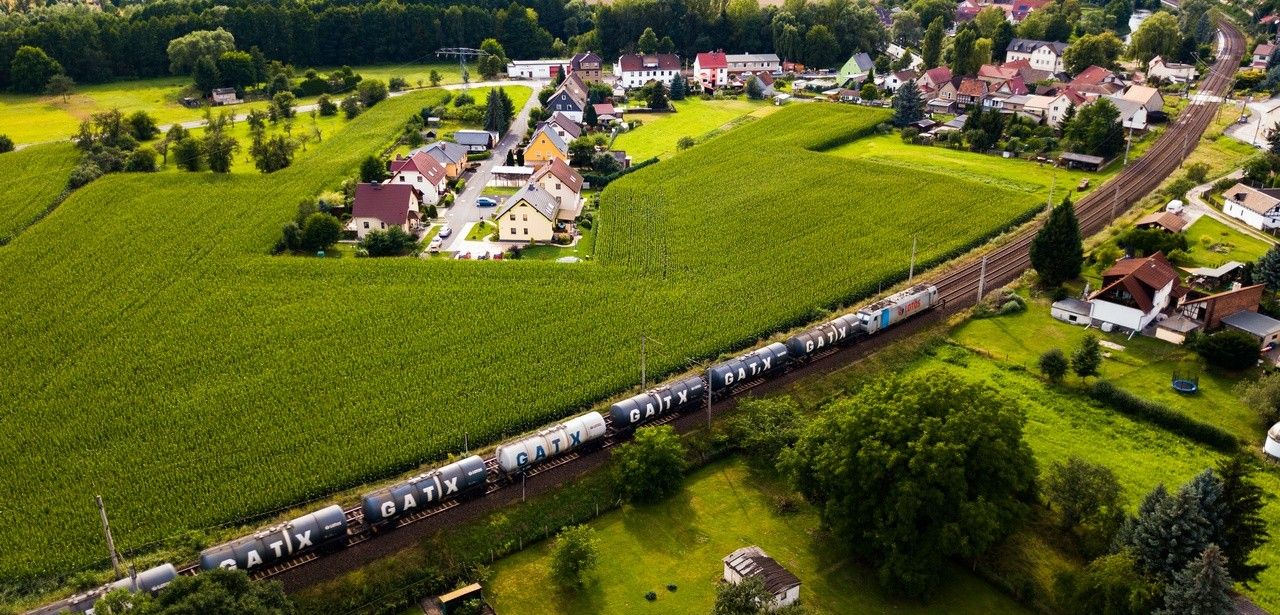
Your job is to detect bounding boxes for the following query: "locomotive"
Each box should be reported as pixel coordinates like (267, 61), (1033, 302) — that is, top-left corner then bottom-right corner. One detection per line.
(81, 284), (938, 600)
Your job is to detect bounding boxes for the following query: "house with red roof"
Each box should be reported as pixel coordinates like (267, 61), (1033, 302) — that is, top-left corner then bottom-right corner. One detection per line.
(957, 78), (989, 106)
(348, 183), (423, 240)
(388, 152), (447, 204)
(1087, 252), (1187, 334)
(918, 67), (953, 95)
(531, 158), (584, 219)
(695, 51), (729, 89)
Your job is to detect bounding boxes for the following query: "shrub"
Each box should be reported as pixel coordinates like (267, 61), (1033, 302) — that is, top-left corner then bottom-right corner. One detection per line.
(317, 95), (337, 117)
(550, 525), (598, 589)
(67, 162), (102, 188)
(124, 147), (158, 172)
(1089, 381), (1238, 451)
(357, 79), (389, 107)
(552, 232), (572, 245)
(1193, 329), (1260, 370)
(1039, 349), (1069, 383)
(677, 136), (695, 150)
(0, 134), (13, 153)
(901, 127), (920, 142)
(645, 591), (657, 601)
(388, 76), (408, 92)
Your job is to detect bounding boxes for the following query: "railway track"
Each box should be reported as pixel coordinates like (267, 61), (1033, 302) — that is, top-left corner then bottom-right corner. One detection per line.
(27, 17), (1245, 615)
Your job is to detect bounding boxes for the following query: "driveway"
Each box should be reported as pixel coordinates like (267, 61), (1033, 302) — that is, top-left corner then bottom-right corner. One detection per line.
(1223, 96), (1272, 148)
(439, 81), (543, 251)
(1185, 170), (1280, 245)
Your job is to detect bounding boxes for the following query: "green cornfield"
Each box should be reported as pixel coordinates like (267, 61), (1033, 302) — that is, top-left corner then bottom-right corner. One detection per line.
(0, 96), (1036, 593)
(0, 142), (80, 242)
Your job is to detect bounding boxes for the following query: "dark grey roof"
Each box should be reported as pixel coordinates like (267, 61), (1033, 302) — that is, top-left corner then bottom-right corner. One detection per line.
(531, 124), (568, 152)
(1007, 38), (1068, 55)
(724, 547), (800, 596)
(1053, 298), (1092, 315)
(1223, 310), (1280, 337)
(495, 183), (558, 221)
(453, 130), (494, 146)
(413, 141), (468, 164)
(1061, 152), (1105, 165)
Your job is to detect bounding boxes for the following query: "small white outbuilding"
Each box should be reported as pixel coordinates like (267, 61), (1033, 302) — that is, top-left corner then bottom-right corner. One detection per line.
(1265, 422), (1280, 460)
(723, 546), (801, 610)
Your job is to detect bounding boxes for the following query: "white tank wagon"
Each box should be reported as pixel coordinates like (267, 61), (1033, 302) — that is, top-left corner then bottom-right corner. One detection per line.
(496, 411), (607, 474)
(1265, 422), (1280, 460)
(707, 342), (789, 396)
(198, 504), (347, 571)
(856, 284), (938, 334)
(785, 314), (863, 361)
(361, 455), (488, 528)
(608, 375), (706, 430)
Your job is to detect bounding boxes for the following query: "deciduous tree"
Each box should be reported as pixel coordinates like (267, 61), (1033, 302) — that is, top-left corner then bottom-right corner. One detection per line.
(1039, 348), (1069, 383)
(10, 46), (64, 94)
(167, 28), (236, 75)
(781, 370), (1036, 597)
(45, 73), (74, 102)
(1128, 11), (1181, 63)
(1064, 32), (1124, 74)
(712, 575), (770, 615)
(613, 425), (686, 503)
(300, 212), (342, 252)
(922, 18), (944, 69)
(550, 525), (598, 588)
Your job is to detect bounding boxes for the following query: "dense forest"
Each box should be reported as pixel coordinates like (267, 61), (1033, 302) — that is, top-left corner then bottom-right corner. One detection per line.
(0, 0), (890, 89)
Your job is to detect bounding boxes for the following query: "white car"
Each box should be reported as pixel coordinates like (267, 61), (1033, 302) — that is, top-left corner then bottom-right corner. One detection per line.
(428, 236), (443, 250)
(438, 226), (453, 239)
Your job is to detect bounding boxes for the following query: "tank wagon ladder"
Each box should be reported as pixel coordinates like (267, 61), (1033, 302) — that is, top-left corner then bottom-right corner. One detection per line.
(176, 563), (199, 577)
(251, 552), (319, 580)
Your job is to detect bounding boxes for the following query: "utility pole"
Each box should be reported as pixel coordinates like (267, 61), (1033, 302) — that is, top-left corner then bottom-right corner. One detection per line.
(96, 495), (122, 580)
(1123, 126), (1133, 165)
(1048, 167), (1056, 207)
(977, 255), (987, 301)
(1113, 185), (1119, 221)
(435, 48), (493, 88)
(640, 334), (647, 390)
(908, 235), (917, 281)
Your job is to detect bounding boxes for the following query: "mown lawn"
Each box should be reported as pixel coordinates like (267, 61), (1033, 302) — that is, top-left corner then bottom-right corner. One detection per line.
(0, 63), (462, 146)
(0, 142), (81, 242)
(612, 97), (776, 161)
(951, 292), (1261, 442)
(487, 460), (1030, 615)
(1184, 215), (1276, 267)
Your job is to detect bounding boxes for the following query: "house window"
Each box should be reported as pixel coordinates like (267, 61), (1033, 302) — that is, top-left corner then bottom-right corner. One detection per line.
(555, 183), (561, 190)
(363, 221), (369, 229)
(380, 222), (386, 229)
(510, 214), (516, 221)
(523, 214), (528, 221)
(523, 228), (528, 235)
(509, 227), (516, 235)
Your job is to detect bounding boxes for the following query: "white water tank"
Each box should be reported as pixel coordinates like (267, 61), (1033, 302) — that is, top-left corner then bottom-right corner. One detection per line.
(1265, 423), (1280, 460)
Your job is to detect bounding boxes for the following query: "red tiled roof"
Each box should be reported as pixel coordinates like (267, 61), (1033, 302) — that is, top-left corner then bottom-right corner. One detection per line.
(958, 78), (988, 97)
(979, 64), (1019, 80)
(618, 53), (681, 72)
(923, 67), (953, 85)
(592, 102), (616, 115)
(1070, 65), (1115, 87)
(352, 183), (421, 226)
(388, 152), (445, 185)
(696, 51), (727, 69)
(1135, 211), (1188, 233)
(1093, 252), (1182, 313)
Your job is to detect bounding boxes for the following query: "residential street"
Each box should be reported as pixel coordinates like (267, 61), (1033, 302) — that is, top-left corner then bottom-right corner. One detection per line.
(439, 79), (545, 251)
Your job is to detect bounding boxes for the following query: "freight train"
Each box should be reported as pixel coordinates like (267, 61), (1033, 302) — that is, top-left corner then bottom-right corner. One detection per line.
(52, 284), (937, 612)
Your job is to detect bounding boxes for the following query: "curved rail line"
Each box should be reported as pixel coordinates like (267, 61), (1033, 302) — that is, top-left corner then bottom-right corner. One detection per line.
(28, 17), (1244, 614)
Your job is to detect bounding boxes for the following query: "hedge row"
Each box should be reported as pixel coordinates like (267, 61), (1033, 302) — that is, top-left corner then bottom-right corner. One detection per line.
(582, 156), (659, 188)
(1089, 381), (1239, 452)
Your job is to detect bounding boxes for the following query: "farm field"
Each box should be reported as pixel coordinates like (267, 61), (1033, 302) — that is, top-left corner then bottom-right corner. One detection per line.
(901, 320), (1280, 610)
(0, 62), (463, 146)
(0, 101), (1046, 595)
(487, 460), (1030, 614)
(611, 97), (776, 161)
(0, 142), (80, 242)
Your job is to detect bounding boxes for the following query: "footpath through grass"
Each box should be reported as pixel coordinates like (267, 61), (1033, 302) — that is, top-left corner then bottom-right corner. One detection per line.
(612, 97), (776, 161)
(487, 460), (1030, 615)
(0, 142), (80, 242)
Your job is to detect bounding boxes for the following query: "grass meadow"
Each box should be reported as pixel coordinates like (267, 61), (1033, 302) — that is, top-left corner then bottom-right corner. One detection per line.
(0, 62), (463, 145)
(611, 97), (777, 161)
(0, 100), (1059, 597)
(0, 142), (80, 242)
(487, 461), (1030, 614)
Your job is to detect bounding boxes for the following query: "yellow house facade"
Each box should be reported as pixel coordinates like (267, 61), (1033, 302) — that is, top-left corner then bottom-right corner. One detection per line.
(523, 126), (568, 168)
(496, 184), (559, 242)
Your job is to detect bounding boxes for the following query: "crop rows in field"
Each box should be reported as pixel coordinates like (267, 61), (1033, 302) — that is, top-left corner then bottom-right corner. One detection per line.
(0, 100), (1036, 591)
(0, 143), (80, 243)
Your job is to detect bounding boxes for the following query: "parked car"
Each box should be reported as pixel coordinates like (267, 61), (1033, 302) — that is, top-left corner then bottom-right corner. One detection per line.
(438, 226), (453, 238)
(428, 237), (443, 249)
(476, 197), (498, 207)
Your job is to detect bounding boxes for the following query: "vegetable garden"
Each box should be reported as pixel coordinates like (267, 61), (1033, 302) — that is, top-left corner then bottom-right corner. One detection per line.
(0, 99), (1040, 597)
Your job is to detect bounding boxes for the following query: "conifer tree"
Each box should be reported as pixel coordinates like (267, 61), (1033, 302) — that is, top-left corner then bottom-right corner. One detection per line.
(1124, 483), (1214, 581)
(892, 81), (925, 127)
(1029, 196), (1083, 286)
(1154, 545), (1234, 615)
(1215, 456), (1270, 585)
(1256, 244), (1280, 292)
(583, 101), (598, 126)
(669, 73), (687, 100)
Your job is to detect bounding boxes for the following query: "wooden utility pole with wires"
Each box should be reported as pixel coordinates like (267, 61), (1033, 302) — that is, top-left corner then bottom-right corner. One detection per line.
(96, 495), (123, 580)
(435, 48), (491, 87)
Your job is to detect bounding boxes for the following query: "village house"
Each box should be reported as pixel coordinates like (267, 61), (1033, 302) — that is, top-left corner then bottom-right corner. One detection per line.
(1023, 92), (1076, 126)
(1102, 95), (1149, 131)
(211, 87), (240, 106)
(454, 130), (496, 152)
(1119, 84), (1164, 114)
(734, 71), (775, 95)
(539, 112), (583, 143)
(694, 51), (729, 90)
(1005, 39), (1067, 73)
(387, 152), (447, 204)
(879, 70), (918, 93)
(615, 53), (682, 89)
(505, 59), (569, 80)
(592, 102), (621, 124)
(722, 547), (801, 610)
(523, 124), (569, 167)
(1068, 65), (1125, 93)
(837, 52), (875, 87)
(1001, 58), (1055, 84)
(1134, 210), (1187, 233)
(1254, 43), (1276, 69)
(1221, 182), (1280, 231)
(1147, 56), (1197, 83)
(957, 78), (989, 107)
(569, 51), (603, 82)
(545, 72), (589, 122)
(495, 183), (561, 242)
(1087, 252), (1186, 334)
(726, 53), (781, 74)
(412, 141), (468, 179)
(886, 44), (925, 71)
(1182, 261), (1246, 290)
(1173, 284), (1266, 334)
(531, 158), (584, 225)
(348, 183), (423, 240)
